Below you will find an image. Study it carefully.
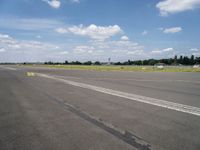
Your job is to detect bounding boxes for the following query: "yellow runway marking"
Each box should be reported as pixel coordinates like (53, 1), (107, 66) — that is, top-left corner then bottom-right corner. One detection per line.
(27, 72), (35, 77)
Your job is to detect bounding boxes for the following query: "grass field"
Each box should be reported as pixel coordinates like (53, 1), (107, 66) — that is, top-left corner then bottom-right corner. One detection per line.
(25, 64), (200, 72)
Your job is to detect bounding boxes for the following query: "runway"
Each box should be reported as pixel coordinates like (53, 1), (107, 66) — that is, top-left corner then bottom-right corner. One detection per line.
(0, 65), (200, 150)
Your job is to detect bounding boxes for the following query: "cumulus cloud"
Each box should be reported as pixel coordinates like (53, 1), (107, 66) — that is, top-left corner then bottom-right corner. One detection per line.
(162, 27), (182, 33)
(121, 36), (129, 41)
(0, 33), (16, 45)
(156, 0), (200, 16)
(42, 0), (61, 9)
(163, 47), (174, 52)
(0, 32), (145, 62)
(56, 24), (122, 40)
(151, 47), (174, 54)
(73, 46), (95, 54)
(69, 24), (122, 40)
(0, 48), (6, 52)
(0, 33), (63, 62)
(190, 48), (199, 52)
(126, 50), (143, 55)
(55, 27), (68, 33)
(91, 40), (143, 56)
(151, 50), (162, 54)
(0, 18), (63, 31)
(71, 38), (144, 60)
(0, 34), (59, 50)
(0, 34), (11, 39)
(59, 51), (69, 55)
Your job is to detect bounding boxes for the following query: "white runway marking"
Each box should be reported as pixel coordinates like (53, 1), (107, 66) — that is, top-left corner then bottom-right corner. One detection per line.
(0, 66), (17, 70)
(53, 75), (200, 84)
(37, 73), (200, 116)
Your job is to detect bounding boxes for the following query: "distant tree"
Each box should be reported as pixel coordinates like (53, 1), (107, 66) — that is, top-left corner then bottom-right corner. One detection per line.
(64, 60), (69, 64)
(143, 60), (149, 65)
(83, 61), (92, 65)
(161, 59), (169, 65)
(190, 55), (194, 65)
(148, 59), (157, 65)
(44, 61), (53, 65)
(174, 55), (177, 64)
(114, 62), (122, 65)
(71, 61), (82, 65)
(178, 55), (183, 64)
(94, 61), (101, 65)
(195, 57), (200, 64)
(128, 59), (131, 65)
(183, 56), (190, 65)
(45, 54), (200, 66)
(170, 58), (175, 65)
(134, 60), (142, 65)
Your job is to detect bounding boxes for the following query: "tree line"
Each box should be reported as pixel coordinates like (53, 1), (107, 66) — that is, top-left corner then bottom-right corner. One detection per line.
(44, 55), (200, 66)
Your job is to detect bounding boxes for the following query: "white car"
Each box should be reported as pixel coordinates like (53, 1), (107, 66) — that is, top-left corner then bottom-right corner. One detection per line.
(157, 65), (164, 69)
(193, 65), (200, 68)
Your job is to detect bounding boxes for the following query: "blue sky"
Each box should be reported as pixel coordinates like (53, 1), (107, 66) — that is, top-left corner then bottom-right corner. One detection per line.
(0, 0), (200, 62)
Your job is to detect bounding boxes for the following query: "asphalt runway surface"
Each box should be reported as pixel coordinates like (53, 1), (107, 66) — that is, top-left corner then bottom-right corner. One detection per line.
(0, 65), (200, 150)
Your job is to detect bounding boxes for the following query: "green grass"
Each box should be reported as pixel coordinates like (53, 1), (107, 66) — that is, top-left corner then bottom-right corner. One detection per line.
(24, 64), (200, 72)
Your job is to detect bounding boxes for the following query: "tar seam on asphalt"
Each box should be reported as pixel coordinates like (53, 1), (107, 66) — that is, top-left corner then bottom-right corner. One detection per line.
(24, 77), (151, 150)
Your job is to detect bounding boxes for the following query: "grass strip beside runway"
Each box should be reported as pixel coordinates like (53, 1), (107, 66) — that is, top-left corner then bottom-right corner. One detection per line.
(24, 64), (200, 72)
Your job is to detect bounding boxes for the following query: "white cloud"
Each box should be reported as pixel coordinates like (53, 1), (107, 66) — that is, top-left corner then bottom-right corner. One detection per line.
(55, 27), (68, 33)
(71, 38), (144, 61)
(121, 36), (129, 41)
(0, 48), (6, 52)
(163, 47), (174, 52)
(163, 27), (182, 33)
(151, 47), (174, 54)
(151, 50), (162, 54)
(55, 24), (123, 40)
(0, 18), (63, 31)
(190, 48), (199, 52)
(67, 24), (122, 40)
(126, 50), (143, 55)
(142, 30), (148, 35)
(0, 33), (16, 44)
(191, 52), (200, 56)
(156, 0), (200, 16)
(73, 45), (94, 54)
(0, 33), (63, 62)
(8, 44), (21, 49)
(90, 40), (144, 56)
(59, 51), (69, 55)
(0, 32), (146, 62)
(42, 0), (61, 9)
(0, 34), (11, 39)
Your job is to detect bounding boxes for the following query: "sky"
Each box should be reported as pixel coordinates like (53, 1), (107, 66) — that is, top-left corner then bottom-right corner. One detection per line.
(0, 0), (200, 62)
